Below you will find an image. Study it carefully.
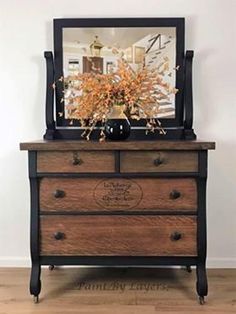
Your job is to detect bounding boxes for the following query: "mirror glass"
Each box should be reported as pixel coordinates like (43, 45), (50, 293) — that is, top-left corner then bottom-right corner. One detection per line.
(62, 27), (177, 120)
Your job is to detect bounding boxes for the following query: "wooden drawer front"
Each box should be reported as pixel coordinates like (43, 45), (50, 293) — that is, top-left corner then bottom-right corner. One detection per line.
(37, 151), (115, 173)
(120, 151), (198, 173)
(40, 215), (197, 256)
(40, 178), (197, 212)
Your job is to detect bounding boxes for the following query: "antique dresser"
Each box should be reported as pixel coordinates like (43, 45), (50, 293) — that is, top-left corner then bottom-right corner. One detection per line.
(20, 16), (216, 305)
(20, 140), (215, 304)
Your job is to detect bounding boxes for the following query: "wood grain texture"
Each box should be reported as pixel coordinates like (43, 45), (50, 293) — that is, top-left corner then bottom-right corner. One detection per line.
(40, 177), (197, 212)
(120, 151), (198, 173)
(20, 140), (216, 151)
(40, 215), (197, 256)
(0, 268), (235, 312)
(37, 151), (115, 173)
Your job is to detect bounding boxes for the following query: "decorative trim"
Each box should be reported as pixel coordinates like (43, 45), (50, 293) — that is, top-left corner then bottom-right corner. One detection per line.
(0, 257), (235, 268)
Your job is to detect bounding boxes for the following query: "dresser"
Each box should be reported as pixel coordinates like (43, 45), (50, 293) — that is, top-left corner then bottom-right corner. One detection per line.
(20, 140), (215, 304)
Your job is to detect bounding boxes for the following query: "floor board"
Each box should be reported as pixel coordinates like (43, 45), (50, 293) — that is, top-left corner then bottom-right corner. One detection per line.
(0, 268), (235, 313)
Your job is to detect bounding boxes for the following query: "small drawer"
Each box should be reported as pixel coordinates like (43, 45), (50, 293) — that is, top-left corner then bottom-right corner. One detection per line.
(40, 177), (197, 212)
(120, 151), (198, 173)
(37, 151), (115, 173)
(40, 215), (197, 256)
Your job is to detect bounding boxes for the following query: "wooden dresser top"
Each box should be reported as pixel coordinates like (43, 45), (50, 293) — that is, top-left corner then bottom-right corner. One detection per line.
(20, 140), (215, 151)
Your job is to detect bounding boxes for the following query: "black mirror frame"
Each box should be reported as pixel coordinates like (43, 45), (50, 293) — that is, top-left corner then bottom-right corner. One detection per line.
(44, 17), (196, 141)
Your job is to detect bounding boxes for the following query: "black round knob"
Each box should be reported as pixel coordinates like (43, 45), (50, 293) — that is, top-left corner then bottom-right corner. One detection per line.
(153, 157), (164, 166)
(72, 158), (82, 165)
(171, 231), (182, 241)
(170, 190), (181, 199)
(54, 232), (65, 240)
(53, 189), (65, 198)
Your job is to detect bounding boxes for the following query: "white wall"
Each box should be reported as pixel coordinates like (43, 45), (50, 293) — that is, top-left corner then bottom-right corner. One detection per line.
(0, 0), (235, 267)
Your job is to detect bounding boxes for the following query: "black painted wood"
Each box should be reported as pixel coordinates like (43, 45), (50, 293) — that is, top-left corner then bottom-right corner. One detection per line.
(29, 152), (41, 298)
(40, 256), (198, 266)
(43, 127), (188, 141)
(44, 52), (56, 140)
(196, 151), (208, 297)
(183, 51), (196, 140)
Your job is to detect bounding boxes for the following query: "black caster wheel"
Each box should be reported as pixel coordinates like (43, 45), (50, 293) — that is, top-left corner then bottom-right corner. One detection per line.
(186, 265), (192, 273)
(198, 296), (205, 305)
(49, 265), (54, 271)
(33, 295), (39, 304)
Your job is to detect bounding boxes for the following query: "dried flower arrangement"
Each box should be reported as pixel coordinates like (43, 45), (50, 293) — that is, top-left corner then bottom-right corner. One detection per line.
(57, 57), (178, 141)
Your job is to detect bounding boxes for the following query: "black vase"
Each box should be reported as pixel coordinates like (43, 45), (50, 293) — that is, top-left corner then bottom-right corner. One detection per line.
(104, 105), (131, 141)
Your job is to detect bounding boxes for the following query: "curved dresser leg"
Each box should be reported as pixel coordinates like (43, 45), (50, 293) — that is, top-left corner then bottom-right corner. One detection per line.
(196, 170), (208, 305)
(29, 153), (41, 303)
(196, 263), (208, 304)
(30, 262), (41, 302)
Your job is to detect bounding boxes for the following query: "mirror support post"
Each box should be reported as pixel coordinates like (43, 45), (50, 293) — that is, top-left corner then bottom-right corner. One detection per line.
(43, 51), (56, 140)
(183, 50), (196, 140)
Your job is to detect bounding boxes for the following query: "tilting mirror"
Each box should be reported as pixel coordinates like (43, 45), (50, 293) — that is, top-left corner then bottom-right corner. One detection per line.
(45, 18), (194, 140)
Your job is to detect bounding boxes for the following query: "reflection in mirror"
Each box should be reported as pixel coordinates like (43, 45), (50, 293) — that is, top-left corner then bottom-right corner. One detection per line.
(62, 27), (177, 120)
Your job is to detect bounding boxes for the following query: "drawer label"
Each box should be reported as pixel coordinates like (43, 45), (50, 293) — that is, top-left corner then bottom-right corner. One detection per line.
(94, 178), (143, 209)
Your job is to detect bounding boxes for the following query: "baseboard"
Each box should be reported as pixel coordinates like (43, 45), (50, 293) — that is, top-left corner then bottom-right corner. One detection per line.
(206, 258), (236, 268)
(0, 257), (31, 267)
(0, 257), (235, 268)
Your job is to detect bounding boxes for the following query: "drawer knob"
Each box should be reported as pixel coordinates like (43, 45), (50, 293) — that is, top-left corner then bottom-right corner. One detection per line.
(54, 232), (65, 240)
(72, 153), (83, 165)
(53, 189), (65, 198)
(170, 190), (181, 199)
(171, 232), (182, 241)
(72, 157), (83, 165)
(153, 156), (164, 166)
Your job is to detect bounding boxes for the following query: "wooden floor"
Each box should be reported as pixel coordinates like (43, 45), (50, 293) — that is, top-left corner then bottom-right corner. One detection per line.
(0, 267), (235, 313)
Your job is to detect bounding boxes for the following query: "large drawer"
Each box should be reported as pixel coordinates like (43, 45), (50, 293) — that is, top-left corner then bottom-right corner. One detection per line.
(40, 177), (197, 212)
(40, 215), (197, 256)
(120, 151), (198, 173)
(37, 151), (115, 173)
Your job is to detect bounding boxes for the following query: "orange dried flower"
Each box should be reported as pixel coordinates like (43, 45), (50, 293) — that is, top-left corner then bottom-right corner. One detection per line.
(63, 58), (178, 140)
